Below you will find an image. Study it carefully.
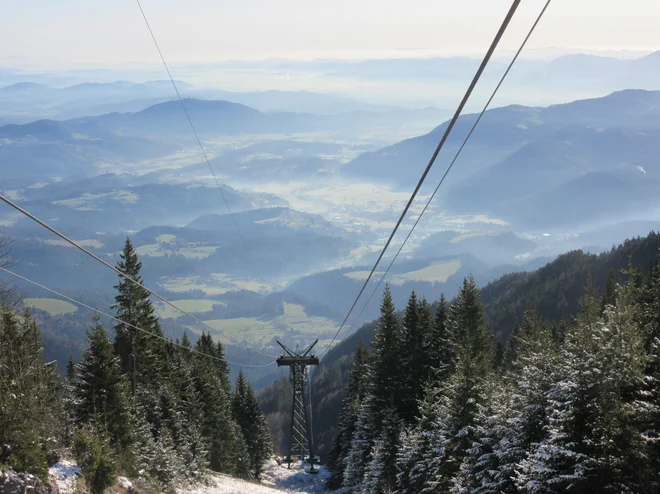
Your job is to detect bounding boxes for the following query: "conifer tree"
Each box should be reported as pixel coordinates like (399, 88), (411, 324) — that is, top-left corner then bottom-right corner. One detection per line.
(421, 277), (493, 492)
(112, 237), (168, 390)
(232, 371), (273, 478)
(72, 316), (133, 451)
(0, 308), (61, 479)
(343, 284), (401, 490)
(430, 293), (455, 383)
(193, 333), (244, 475)
(450, 378), (515, 494)
(517, 283), (647, 492)
(327, 343), (370, 490)
(602, 268), (618, 312)
(396, 382), (440, 494)
(360, 407), (401, 494)
(399, 291), (427, 422)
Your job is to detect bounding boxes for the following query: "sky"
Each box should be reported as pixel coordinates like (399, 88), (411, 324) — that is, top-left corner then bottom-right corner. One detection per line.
(2, 0), (659, 68)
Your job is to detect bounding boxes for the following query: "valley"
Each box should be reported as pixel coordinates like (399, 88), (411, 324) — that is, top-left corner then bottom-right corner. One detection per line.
(2, 74), (660, 389)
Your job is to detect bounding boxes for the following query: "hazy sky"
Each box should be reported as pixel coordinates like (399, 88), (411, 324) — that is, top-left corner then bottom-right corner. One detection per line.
(2, 0), (659, 67)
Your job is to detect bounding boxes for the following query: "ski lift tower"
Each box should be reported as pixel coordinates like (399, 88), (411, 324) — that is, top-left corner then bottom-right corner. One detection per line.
(276, 339), (320, 472)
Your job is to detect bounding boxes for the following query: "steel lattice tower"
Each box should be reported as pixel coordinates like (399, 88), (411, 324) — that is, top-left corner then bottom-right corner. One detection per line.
(276, 340), (320, 472)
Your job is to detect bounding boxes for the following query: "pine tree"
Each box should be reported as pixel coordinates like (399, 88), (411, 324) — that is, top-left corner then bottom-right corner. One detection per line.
(166, 337), (209, 481)
(450, 378), (515, 494)
(396, 382), (440, 494)
(343, 284), (401, 490)
(327, 343), (370, 490)
(602, 269), (618, 312)
(0, 308), (61, 479)
(430, 293), (455, 383)
(72, 316), (133, 451)
(112, 237), (168, 391)
(399, 291), (428, 422)
(360, 407), (401, 494)
(232, 371), (273, 478)
(517, 282), (647, 493)
(421, 277), (493, 492)
(192, 333), (244, 475)
(449, 276), (493, 367)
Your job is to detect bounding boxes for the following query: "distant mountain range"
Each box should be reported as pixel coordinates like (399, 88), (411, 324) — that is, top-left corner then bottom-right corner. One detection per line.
(0, 79), (424, 123)
(343, 89), (660, 229)
(0, 97), (446, 183)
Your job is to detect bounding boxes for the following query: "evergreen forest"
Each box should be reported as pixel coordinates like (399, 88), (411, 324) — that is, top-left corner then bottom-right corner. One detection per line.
(326, 250), (660, 493)
(0, 237), (273, 493)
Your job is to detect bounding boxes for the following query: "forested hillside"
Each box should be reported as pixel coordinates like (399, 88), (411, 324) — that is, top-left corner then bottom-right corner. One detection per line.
(325, 246), (660, 492)
(259, 231), (660, 464)
(0, 237), (273, 492)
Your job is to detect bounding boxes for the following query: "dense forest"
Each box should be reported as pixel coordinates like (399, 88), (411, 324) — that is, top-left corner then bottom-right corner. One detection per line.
(258, 231), (660, 463)
(0, 237), (272, 492)
(325, 247), (660, 492)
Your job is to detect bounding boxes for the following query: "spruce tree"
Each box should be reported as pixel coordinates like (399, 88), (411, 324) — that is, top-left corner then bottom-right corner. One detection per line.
(399, 291), (426, 422)
(112, 237), (168, 390)
(343, 284), (401, 490)
(396, 382), (440, 494)
(327, 343), (370, 490)
(0, 308), (61, 479)
(517, 283), (647, 492)
(232, 371), (273, 478)
(430, 293), (455, 383)
(637, 255), (660, 490)
(360, 407), (401, 494)
(422, 277), (493, 492)
(193, 333), (244, 475)
(72, 316), (133, 451)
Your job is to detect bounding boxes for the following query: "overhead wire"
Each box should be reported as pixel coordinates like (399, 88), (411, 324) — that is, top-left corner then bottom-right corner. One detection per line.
(0, 266), (276, 368)
(134, 0), (254, 262)
(0, 194), (277, 359)
(134, 0), (286, 336)
(318, 0), (523, 359)
(344, 0), (554, 334)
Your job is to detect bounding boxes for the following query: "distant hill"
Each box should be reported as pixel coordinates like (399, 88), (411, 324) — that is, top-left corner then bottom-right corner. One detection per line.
(342, 90), (660, 229)
(412, 230), (536, 266)
(7, 181), (273, 232)
(286, 253), (543, 324)
(187, 207), (347, 238)
(0, 80), (405, 122)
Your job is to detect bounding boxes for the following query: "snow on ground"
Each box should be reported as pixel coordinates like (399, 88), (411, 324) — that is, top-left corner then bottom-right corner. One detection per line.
(261, 459), (330, 493)
(178, 473), (283, 494)
(48, 460), (81, 494)
(177, 460), (331, 494)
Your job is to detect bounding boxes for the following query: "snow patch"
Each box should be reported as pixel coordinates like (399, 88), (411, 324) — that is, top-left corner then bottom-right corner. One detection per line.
(260, 460), (331, 493)
(175, 460), (331, 494)
(117, 476), (133, 490)
(48, 460), (81, 494)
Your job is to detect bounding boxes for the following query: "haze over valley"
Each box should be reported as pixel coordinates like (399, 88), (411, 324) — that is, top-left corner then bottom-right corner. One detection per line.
(2, 51), (660, 385)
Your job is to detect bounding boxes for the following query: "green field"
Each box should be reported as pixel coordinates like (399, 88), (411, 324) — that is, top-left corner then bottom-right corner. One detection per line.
(44, 238), (104, 249)
(343, 260), (461, 286)
(390, 260), (462, 285)
(136, 234), (218, 259)
(154, 299), (222, 319)
(24, 298), (78, 315)
(160, 274), (272, 295)
(196, 303), (338, 346)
